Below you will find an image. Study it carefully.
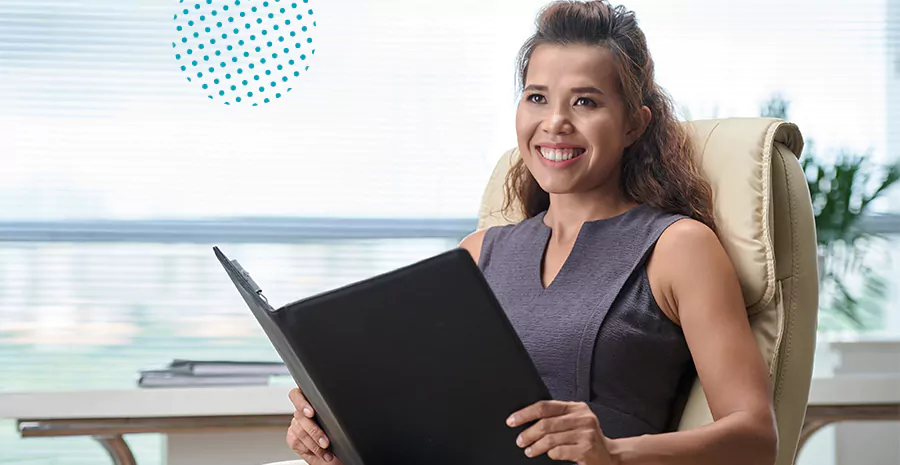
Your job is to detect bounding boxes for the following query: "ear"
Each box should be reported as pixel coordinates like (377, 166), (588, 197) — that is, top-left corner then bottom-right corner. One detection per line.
(625, 106), (652, 147)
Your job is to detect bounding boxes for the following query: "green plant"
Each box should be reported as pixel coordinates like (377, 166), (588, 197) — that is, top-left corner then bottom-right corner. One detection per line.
(760, 94), (900, 329)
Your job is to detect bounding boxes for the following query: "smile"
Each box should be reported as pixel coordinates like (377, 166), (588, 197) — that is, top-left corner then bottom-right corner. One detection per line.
(537, 146), (586, 162)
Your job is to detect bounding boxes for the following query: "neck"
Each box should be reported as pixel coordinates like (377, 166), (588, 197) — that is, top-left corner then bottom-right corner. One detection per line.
(542, 189), (638, 240)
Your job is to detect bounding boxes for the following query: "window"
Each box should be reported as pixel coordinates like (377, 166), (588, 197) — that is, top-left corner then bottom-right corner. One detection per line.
(1, 0), (896, 463)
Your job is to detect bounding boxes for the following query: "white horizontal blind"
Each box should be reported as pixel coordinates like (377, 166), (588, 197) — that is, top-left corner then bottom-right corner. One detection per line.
(0, 0), (892, 220)
(0, 0), (525, 221)
(2, 0), (894, 221)
(0, 0), (896, 463)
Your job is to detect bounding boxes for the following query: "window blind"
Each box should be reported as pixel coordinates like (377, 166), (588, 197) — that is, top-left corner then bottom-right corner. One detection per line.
(1, 0), (897, 463)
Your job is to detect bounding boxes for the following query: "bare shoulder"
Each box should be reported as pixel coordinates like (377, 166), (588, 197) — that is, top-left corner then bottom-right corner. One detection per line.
(647, 218), (736, 324)
(458, 228), (489, 265)
(653, 218), (732, 282)
(656, 218), (720, 254)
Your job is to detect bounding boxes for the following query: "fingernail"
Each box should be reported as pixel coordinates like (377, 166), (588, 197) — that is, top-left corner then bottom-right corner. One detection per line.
(318, 437), (328, 448)
(324, 452), (334, 462)
(516, 435), (524, 447)
(303, 407), (313, 417)
(506, 415), (516, 427)
(525, 447), (533, 457)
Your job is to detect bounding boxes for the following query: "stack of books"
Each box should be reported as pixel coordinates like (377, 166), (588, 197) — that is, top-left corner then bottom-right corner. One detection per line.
(138, 359), (289, 388)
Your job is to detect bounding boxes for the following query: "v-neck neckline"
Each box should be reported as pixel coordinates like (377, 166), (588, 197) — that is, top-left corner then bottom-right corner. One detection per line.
(535, 212), (585, 291)
(533, 204), (646, 291)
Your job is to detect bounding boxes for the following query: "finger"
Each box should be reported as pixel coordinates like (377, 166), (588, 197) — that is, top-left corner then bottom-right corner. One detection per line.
(303, 449), (336, 464)
(297, 416), (331, 458)
(298, 452), (318, 465)
(289, 387), (316, 418)
(290, 416), (327, 459)
(293, 408), (317, 424)
(301, 450), (336, 465)
(546, 444), (584, 462)
(290, 418), (319, 454)
(300, 451), (326, 465)
(516, 416), (580, 448)
(286, 423), (310, 455)
(523, 431), (579, 458)
(299, 414), (331, 449)
(507, 400), (570, 427)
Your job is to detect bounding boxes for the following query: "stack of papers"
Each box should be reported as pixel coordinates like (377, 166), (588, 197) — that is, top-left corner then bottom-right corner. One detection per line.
(138, 360), (289, 388)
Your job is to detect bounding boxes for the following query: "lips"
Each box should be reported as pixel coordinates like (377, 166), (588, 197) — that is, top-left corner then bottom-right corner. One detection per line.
(536, 145), (586, 162)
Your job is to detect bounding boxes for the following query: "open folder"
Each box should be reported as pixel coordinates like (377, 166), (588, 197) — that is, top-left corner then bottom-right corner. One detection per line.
(214, 246), (557, 465)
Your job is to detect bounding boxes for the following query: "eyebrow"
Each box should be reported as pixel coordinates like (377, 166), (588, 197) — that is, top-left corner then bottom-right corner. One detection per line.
(523, 85), (605, 95)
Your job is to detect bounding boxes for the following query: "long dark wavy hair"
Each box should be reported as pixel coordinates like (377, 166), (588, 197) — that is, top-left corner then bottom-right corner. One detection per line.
(504, 0), (716, 232)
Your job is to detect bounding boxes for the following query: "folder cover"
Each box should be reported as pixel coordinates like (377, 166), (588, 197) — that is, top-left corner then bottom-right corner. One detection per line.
(215, 246), (556, 465)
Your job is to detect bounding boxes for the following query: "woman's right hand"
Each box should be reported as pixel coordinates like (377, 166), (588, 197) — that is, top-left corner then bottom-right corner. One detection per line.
(287, 387), (340, 463)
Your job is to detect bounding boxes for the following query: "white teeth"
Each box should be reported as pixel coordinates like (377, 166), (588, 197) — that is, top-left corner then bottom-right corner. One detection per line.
(539, 147), (584, 162)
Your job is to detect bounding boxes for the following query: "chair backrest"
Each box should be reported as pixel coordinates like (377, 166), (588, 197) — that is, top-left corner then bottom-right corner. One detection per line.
(476, 117), (819, 465)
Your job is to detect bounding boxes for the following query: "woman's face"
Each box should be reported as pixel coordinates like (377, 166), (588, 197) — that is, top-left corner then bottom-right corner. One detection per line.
(515, 43), (641, 196)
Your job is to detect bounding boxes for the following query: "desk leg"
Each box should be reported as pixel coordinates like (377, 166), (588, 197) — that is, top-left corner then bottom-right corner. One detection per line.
(796, 419), (829, 453)
(93, 434), (137, 465)
(797, 404), (900, 458)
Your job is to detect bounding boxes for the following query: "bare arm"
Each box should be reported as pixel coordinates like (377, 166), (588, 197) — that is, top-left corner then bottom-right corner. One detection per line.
(609, 220), (777, 465)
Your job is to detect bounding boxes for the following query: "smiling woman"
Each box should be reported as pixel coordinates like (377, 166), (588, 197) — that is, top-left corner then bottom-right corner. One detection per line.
(285, 2), (777, 465)
(472, 3), (775, 464)
(0, 0), (891, 463)
(508, 3), (714, 230)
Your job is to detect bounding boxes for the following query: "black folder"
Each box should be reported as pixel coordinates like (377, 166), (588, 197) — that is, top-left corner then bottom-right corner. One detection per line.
(214, 246), (556, 465)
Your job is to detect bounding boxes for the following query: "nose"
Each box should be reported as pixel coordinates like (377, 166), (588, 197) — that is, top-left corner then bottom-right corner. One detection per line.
(541, 107), (573, 135)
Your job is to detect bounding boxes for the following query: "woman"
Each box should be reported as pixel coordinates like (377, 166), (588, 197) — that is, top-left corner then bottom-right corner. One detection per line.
(286, 1), (777, 464)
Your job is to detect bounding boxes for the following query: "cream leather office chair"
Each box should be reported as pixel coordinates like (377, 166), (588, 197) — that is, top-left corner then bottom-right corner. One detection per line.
(478, 117), (819, 465)
(272, 117), (819, 465)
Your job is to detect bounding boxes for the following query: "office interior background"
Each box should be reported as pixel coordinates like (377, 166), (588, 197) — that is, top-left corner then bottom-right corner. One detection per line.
(1, 0), (898, 463)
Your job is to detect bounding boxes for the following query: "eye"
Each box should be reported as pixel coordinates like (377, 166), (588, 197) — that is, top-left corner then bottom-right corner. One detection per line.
(575, 97), (597, 107)
(526, 93), (546, 104)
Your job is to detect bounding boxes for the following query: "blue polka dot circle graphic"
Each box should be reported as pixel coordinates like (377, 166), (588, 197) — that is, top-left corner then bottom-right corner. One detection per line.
(172, 0), (316, 105)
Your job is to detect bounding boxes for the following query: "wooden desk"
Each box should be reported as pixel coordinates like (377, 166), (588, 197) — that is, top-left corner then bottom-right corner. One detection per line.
(1, 377), (898, 465)
(0, 385), (297, 465)
(799, 375), (900, 452)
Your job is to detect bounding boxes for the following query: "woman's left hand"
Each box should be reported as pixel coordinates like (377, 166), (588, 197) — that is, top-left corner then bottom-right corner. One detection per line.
(507, 400), (615, 465)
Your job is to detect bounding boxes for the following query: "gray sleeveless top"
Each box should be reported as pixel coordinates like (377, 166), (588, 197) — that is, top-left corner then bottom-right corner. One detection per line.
(478, 204), (695, 439)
